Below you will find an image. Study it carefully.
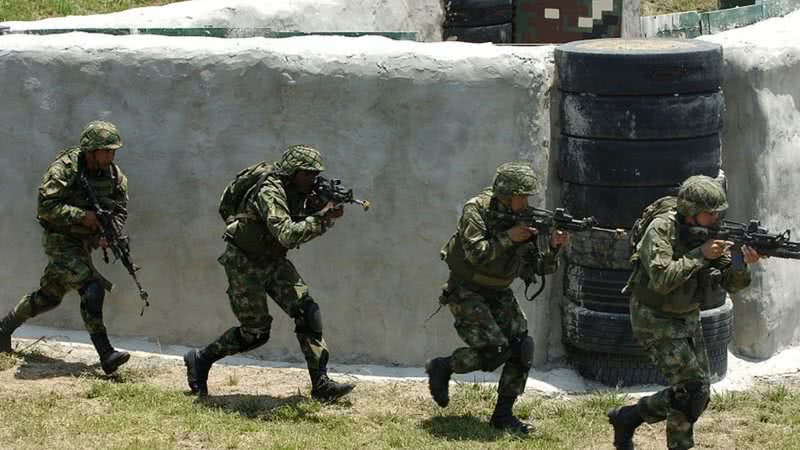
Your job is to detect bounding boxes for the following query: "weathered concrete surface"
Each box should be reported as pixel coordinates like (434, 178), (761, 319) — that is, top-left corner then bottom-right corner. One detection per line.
(0, 34), (556, 366)
(702, 11), (800, 358)
(622, 0), (643, 38)
(0, 0), (444, 42)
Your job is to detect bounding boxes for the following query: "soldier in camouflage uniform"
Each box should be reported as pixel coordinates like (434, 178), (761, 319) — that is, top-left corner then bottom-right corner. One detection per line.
(184, 145), (354, 400)
(426, 162), (569, 434)
(0, 121), (131, 374)
(608, 175), (762, 450)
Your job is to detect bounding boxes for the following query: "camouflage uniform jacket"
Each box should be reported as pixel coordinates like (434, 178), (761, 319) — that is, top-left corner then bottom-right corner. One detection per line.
(231, 173), (330, 261)
(629, 210), (751, 315)
(441, 188), (560, 289)
(37, 147), (128, 238)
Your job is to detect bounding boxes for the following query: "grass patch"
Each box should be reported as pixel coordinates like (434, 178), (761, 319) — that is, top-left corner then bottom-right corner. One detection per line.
(2, 375), (800, 449)
(0, 352), (18, 371)
(0, 0), (181, 22)
(642, 0), (720, 15)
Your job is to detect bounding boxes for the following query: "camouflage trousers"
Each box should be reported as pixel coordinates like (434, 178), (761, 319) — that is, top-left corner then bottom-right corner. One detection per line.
(442, 275), (529, 397)
(202, 245), (328, 369)
(10, 232), (111, 335)
(631, 297), (710, 450)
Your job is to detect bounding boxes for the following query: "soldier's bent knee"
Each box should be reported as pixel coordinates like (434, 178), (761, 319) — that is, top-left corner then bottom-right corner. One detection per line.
(238, 328), (271, 352)
(479, 344), (510, 371)
(509, 335), (535, 370)
(294, 298), (323, 338)
(670, 379), (710, 423)
(29, 290), (62, 316)
(79, 280), (105, 317)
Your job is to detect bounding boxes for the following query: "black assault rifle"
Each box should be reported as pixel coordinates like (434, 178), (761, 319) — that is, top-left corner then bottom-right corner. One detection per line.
(490, 206), (623, 301)
(78, 173), (150, 315)
(681, 219), (800, 260)
(312, 175), (370, 212)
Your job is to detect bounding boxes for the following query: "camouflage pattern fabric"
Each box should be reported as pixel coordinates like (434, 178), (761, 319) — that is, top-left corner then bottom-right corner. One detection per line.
(202, 244), (328, 368)
(80, 120), (124, 151)
(444, 277), (530, 396)
(9, 145), (128, 335)
(515, 0), (623, 44)
(631, 298), (709, 449)
(441, 189), (559, 287)
(439, 179), (560, 397)
(628, 201), (751, 449)
(492, 161), (539, 196)
(676, 175), (729, 217)
(226, 171), (328, 260)
(205, 160), (334, 368)
(274, 145), (325, 176)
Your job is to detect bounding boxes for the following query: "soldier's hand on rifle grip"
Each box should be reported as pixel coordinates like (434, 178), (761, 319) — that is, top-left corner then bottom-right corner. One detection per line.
(742, 245), (762, 265)
(508, 225), (538, 243)
(701, 239), (731, 260)
(80, 211), (100, 232)
(325, 204), (345, 220)
(550, 229), (569, 249)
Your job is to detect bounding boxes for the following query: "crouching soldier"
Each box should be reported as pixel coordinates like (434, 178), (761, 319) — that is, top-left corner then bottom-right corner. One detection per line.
(184, 145), (355, 401)
(426, 162), (568, 434)
(608, 175), (761, 450)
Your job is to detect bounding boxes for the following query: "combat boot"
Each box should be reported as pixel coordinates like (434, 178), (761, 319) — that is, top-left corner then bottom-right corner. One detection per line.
(89, 333), (130, 375)
(0, 311), (22, 353)
(607, 404), (644, 450)
(309, 367), (355, 401)
(425, 356), (453, 407)
(489, 395), (530, 434)
(183, 348), (221, 396)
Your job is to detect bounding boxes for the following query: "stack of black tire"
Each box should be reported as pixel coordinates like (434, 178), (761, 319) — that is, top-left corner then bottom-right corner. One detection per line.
(554, 39), (733, 386)
(442, 0), (513, 43)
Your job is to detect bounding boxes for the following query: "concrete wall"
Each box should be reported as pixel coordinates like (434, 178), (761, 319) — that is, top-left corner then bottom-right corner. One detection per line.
(702, 11), (800, 358)
(0, 34), (557, 366)
(0, 0), (445, 42)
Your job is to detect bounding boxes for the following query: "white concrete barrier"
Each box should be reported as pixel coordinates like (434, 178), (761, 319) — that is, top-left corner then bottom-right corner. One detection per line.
(703, 11), (800, 359)
(0, 33), (557, 366)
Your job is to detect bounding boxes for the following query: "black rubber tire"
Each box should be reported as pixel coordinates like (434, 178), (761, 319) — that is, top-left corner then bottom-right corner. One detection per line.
(443, 23), (512, 43)
(563, 265), (632, 314)
(563, 263), (727, 313)
(561, 183), (679, 229)
(566, 341), (728, 387)
(558, 134), (721, 186)
(561, 91), (725, 140)
(444, 0), (512, 27)
(562, 300), (733, 356)
(555, 38), (723, 95)
(565, 227), (632, 270)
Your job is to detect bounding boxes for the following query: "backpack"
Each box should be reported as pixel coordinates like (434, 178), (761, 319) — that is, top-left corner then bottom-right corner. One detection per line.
(629, 196), (678, 266)
(218, 161), (274, 224)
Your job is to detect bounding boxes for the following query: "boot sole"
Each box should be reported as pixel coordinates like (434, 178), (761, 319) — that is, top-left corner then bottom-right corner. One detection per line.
(102, 352), (131, 375)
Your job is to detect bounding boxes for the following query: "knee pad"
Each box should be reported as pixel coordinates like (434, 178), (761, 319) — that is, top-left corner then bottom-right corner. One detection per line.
(670, 379), (710, 423)
(79, 280), (105, 317)
(238, 328), (271, 352)
(509, 335), (535, 370)
(294, 299), (323, 337)
(479, 344), (509, 372)
(31, 290), (62, 315)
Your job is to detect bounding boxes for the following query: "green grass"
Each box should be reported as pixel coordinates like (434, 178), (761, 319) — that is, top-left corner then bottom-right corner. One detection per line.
(0, 0), (180, 22)
(1, 374), (800, 449)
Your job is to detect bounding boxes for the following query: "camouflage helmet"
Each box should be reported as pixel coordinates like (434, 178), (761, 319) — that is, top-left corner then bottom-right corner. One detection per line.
(80, 120), (123, 151)
(276, 145), (325, 175)
(677, 175), (728, 216)
(492, 161), (539, 196)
